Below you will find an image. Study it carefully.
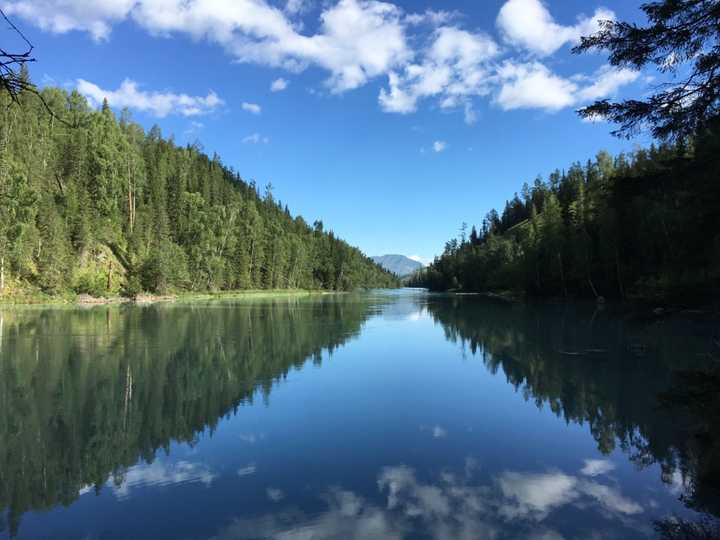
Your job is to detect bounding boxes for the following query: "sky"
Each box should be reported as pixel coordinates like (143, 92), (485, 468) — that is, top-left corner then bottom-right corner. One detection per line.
(2, 0), (656, 264)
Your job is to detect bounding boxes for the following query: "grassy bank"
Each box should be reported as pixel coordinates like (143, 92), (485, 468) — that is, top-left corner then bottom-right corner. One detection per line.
(0, 288), (334, 308)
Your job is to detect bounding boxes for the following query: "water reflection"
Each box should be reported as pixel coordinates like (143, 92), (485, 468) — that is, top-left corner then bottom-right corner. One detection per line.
(0, 292), (718, 539)
(424, 296), (720, 534)
(210, 458), (648, 540)
(0, 296), (377, 537)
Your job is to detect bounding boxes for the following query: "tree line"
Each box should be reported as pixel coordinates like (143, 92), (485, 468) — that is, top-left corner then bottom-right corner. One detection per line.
(0, 72), (398, 299)
(412, 0), (720, 304)
(410, 123), (720, 302)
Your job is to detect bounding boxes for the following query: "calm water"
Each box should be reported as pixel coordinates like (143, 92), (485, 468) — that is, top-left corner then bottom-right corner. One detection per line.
(1, 290), (718, 539)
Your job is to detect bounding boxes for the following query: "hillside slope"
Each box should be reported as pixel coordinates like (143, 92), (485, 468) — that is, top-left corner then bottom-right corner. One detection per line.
(371, 255), (423, 277)
(0, 84), (398, 298)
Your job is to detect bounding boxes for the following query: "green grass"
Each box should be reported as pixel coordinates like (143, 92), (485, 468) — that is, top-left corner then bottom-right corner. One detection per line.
(0, 288), (339, 308)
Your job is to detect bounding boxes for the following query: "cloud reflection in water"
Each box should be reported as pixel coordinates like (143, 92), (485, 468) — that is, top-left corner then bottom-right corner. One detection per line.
(210, 459), (645, 539)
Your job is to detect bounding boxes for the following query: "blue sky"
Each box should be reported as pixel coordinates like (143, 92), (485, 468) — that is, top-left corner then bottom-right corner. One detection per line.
(5, 0), (655, 263)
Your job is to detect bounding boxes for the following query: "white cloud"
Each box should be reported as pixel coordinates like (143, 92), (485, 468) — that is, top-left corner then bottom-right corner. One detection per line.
(284, 0), (308, 16)
(110, 460), (216, 499)
(433, 140), (447, 153)
(270, 78), (289, 92)
(1, 0), (136, 41)
(464, 102), (477, 125)
(242, 133), (269, 144)
(237, 463), (257, 477)
(266, 487), (285, 502)
(580, 480), (643, 515)
(379, 26), (499, 116)
(10, 0), (637, 120)
(241, 101), (262, 114)
(575, 66), (640, 102)
(496, 61), (577, 112)
(210, 461), (645, 540)
(496, 0), (614, 56)
(404, 9), (457, 27)
(132, 0), (410, 94)
(495, 62), (639, 112)
(580, 459), (615, 477)
(76, 78), (223, 117)
(5, 0), (410, 94)
(498, 471), (579, 520)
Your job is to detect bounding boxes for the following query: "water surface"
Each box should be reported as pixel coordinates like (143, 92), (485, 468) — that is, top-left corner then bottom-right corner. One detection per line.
(1, 290), (717, 539)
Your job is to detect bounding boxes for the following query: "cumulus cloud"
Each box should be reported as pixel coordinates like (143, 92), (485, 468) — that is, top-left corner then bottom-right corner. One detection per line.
(575, 66), (640, 102)
(404, 9), (457, 27)
(270, 78), (289, 92)
(498, 471), (579, 520)
(241, 101), (262, 114)
(76, 78), (223, 117)
(495, 62), (638, 112)
(379, 26), (499, 115)
(242, 133), (270, 144)
(133, 0), (410, 94)
(209, 461), (645, 540)
(5, 0), (409, 94)
(9, 0), (639, 119)
(110, 460), (216, 499)
(284, 0), (309, 16)
(432, 141), (447, 153)
(495, 61), (577, 111)
(1, 0), (135, 41)
(496, 0), (614, 56)
(580, 459), (615, 477)
(266, 487), (285, 502)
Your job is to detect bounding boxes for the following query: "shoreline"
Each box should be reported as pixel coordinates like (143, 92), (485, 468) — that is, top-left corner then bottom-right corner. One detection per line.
(0, 289), (337, 308)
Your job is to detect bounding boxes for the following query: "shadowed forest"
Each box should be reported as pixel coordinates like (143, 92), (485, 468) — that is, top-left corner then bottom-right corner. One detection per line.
(411, 130), (720, 302)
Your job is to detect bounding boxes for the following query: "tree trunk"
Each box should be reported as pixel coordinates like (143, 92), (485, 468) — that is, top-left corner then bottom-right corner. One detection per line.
(0, 255), (5, 293)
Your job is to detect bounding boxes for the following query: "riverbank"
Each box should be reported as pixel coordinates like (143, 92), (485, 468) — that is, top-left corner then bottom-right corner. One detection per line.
(439, 288), (720, 321)
(0, 289), (335, 307)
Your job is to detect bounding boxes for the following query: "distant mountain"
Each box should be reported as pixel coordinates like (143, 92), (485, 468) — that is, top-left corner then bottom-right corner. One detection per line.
(371, 255), (423, 277)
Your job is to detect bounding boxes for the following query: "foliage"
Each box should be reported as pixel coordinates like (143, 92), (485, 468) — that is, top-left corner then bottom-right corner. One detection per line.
(0, 83), (397, 297)
(411, 128), (720, 302)
(574, 0), (720, 140)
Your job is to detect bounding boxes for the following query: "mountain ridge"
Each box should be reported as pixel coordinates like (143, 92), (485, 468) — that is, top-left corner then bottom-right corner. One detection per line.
(371, 254), (423, 277)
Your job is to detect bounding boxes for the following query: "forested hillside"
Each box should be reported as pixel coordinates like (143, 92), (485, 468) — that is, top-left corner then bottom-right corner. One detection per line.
(412, 123), (720, 302)
(0, 73), (397, 298)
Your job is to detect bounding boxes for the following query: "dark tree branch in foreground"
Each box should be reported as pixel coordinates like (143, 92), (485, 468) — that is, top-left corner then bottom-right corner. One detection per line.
(0, 7), (35, 99)
(1, 8), (72, 126)
(573, 0), (720, 140)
